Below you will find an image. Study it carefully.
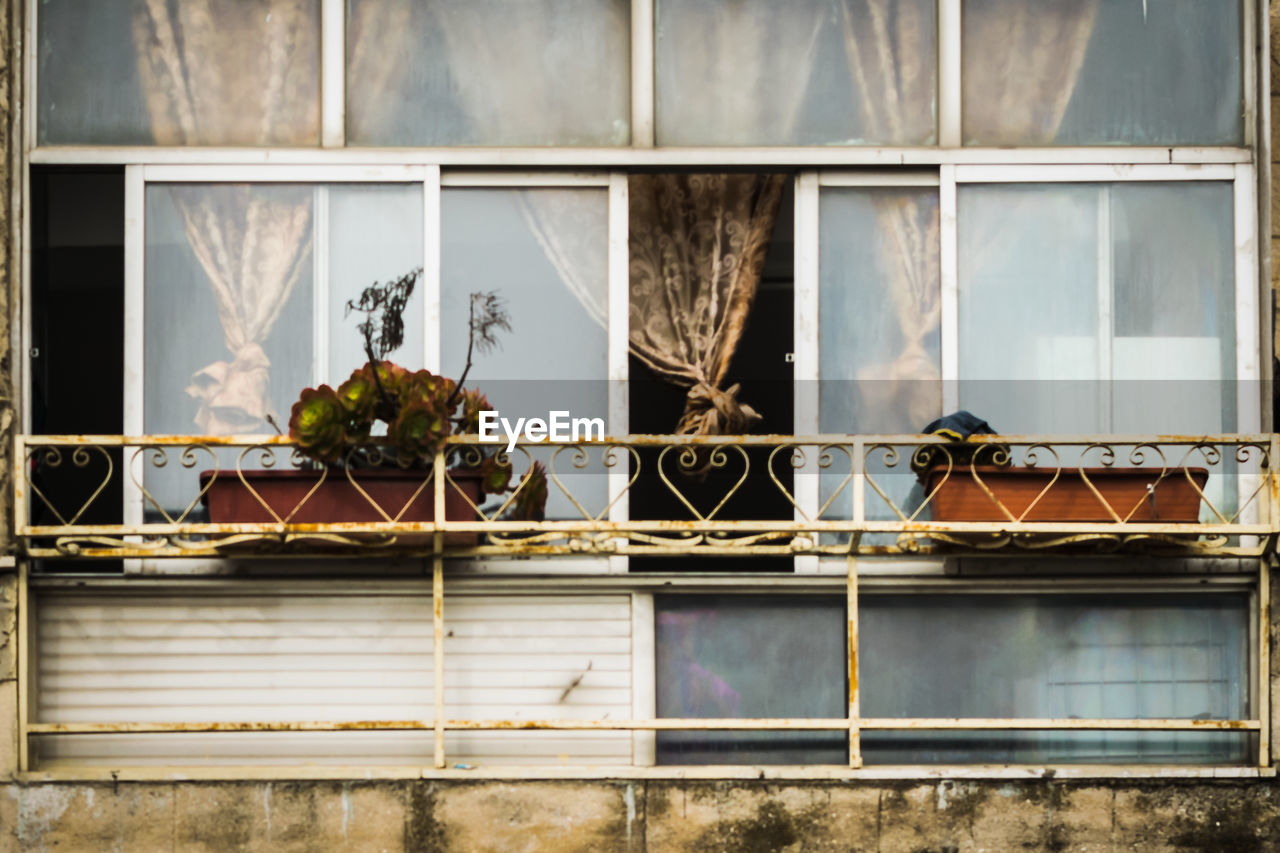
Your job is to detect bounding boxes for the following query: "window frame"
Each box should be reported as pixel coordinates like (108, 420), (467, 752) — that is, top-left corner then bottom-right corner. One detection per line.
(13, 0), (1274, 777)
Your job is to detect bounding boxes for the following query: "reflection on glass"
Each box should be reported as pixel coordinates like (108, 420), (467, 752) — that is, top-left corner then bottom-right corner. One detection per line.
(861, 594), (1249, 764)
(347, 0), (630, 146)
(441, 188), (609, 519)
(39, 0), (320, 145)
(656, 0), (936, 145)
(820, 187), (941, 526)
(143, 182), (423, 511)
(962, 0), (1242, 145)
(655, 595), (846, 764)
(958, 182), (1235, 436)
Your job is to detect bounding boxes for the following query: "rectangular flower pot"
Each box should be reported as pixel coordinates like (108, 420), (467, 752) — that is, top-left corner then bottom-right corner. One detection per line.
(922, 465), (1209, 523)
(199, 468), (485, 545)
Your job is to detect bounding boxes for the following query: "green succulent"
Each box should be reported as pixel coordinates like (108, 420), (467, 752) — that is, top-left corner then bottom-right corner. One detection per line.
(476, 453), (514, 495)
(386, 397), (452, 466)
(399, 369), (456, 416)
(336, 368), (379, 437)
(288, 385), (349, 464)
(505, 461), (548, 522)
(456, 388), (492, 434)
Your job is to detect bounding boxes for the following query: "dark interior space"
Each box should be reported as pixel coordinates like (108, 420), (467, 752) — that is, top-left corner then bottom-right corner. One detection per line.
(29, 167), (126, 571)
(629, 176), (794, 573)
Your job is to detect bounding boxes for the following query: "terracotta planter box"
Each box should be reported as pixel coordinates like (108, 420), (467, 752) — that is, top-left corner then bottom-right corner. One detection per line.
(923, 465), (1209, 523)
(199, 468), (485, 545)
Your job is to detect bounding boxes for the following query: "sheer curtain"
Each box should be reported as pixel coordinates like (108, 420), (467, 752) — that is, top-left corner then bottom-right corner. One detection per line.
(628, 175), (785, 436)
(132, 0), (318, 433)
(346, 0), (629, 146)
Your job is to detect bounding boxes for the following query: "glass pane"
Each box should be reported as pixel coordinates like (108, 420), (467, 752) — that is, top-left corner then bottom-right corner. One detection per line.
(655, 596), (846, 764)
(441, 187), (609, 518)
(325, 185), (425, 382)
(820, 186), (941, 527)
(962, 0), (1242, 145)
(39, 0), (321, 146)
(861, 594), (1250, 764)
(958, 182), (1235, 435)
(143, 182), (423, 511)
(655, 0), (936, 145)
(346, 0), (630, 146)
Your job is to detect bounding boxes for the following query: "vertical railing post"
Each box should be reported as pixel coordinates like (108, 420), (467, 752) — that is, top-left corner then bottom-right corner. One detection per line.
(847, 547), (862, 768)
(16, 559), (29, 773)
(432, 448), (446, 769)
(1260, 553), (1272, 768)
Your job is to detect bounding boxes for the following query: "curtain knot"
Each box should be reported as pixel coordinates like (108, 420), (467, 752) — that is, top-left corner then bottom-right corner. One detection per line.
(185, 343), (275, 435)
(676, 381), (762, 437)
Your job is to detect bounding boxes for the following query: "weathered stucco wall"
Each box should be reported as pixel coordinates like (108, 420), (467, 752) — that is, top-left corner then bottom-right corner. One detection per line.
(0, 778), (1278, 852)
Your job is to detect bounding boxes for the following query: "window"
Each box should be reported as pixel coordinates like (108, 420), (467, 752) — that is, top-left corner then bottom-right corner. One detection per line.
(21, 0), (1269, 774)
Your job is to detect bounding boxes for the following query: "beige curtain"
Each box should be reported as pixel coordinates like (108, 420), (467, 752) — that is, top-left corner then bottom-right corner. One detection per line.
(172, 187), (313, 435)
(131, 0), (319, 146)
(132, 0), (318, 434)
(628, 175), (786, 436)
(657, 2), (826, 144)
(961, 0), (1102, 144)
(839, 0), (1098, 430)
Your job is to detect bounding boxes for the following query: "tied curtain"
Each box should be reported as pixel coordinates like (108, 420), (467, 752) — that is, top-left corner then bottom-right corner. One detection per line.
(132, 0), (318, 434)
(628, 175), (786, 437)
(842, 0), (1098, 431)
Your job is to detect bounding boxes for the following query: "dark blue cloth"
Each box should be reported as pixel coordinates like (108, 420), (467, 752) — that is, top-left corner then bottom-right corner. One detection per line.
(921, 411), (997, 439)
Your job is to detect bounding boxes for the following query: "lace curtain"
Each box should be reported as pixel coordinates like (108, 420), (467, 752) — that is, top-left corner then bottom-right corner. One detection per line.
(132, 0), (318, 433)
(628, 175), (786, 436)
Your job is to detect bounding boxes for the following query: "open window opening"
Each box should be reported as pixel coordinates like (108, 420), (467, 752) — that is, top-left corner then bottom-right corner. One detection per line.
(628, 173), (795, 572)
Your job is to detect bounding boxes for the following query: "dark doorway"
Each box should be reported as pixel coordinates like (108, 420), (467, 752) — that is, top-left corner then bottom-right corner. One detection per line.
(29, 167), (126, 571)
(629, 176), (795, 572)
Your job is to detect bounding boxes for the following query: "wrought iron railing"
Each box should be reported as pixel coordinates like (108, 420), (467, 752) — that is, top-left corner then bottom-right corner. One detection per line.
(13, 433), (1279, 559)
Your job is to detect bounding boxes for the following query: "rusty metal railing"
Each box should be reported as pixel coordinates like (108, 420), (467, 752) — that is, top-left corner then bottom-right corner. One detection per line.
(12, 433), (1280, 559)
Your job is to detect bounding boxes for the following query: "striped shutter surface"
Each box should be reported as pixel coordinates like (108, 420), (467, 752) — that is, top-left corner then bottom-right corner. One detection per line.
(35, 589), (634, 767)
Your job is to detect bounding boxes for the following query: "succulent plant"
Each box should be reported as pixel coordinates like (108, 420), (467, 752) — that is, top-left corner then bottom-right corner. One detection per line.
(288, 386), (349, 464)
(504, 462), (548, 522)
(288, 271), (542, 518)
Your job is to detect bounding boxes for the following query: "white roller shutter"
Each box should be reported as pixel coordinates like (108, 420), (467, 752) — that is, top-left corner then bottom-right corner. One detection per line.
(34, 586), (634, 767)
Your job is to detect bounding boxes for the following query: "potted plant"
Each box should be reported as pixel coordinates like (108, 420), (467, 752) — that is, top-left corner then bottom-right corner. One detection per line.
(914, 444), (1208, 524)
(201, 269), (547, 539)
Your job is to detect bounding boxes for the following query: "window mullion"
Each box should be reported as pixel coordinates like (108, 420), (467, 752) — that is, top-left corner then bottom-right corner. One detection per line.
(321, 0), (346, 147)
(631, 0), (656, 147)
(423, 166), (442, 371)
(937, 0), (961, 147)
(939, 164), (959, 412)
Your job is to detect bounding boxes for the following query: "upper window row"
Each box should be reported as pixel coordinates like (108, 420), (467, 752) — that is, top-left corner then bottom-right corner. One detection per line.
(37, 0), (1244, 148)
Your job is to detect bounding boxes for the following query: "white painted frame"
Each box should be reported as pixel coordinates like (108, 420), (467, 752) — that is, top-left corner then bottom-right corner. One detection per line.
(123, 167), (631, 575)
(810, 162), (1263, 571)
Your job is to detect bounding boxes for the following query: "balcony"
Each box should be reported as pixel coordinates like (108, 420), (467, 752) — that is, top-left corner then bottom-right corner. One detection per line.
(14, 433), (1277, 560)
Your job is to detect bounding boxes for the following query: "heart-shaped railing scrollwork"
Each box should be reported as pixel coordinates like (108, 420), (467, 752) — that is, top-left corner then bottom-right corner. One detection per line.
(863, 443), (957, 523)
(129, 444), (221, 525)
(655, 444), (750, 521)
(977, 443), (1062, 523)
(233, 445), (328, 525)
(25, 445), (114, 527)
(1170, 442), (1271, 525)
(339, 446), (436, 524)
(545, 444), (641, 521)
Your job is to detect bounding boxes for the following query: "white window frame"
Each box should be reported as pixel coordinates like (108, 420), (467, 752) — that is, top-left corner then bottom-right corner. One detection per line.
(798, 163), (1264, 575)
(121, 165), (631, 575)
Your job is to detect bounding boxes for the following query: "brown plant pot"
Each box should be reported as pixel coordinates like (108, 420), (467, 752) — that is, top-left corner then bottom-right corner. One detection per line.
(199, 468), (485, 546)
(923, 465), (1209, 523)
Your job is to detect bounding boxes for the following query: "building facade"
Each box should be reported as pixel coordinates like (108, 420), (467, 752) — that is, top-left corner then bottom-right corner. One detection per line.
(2, 0), (1280, 849)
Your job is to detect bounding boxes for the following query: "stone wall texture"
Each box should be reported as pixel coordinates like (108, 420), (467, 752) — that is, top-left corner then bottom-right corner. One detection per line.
(0, 778), (1278, 852)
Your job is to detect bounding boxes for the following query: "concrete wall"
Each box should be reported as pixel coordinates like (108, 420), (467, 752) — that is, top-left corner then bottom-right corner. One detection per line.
(0, 778), (1278, 852)
(0, 3), (1276, 852)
